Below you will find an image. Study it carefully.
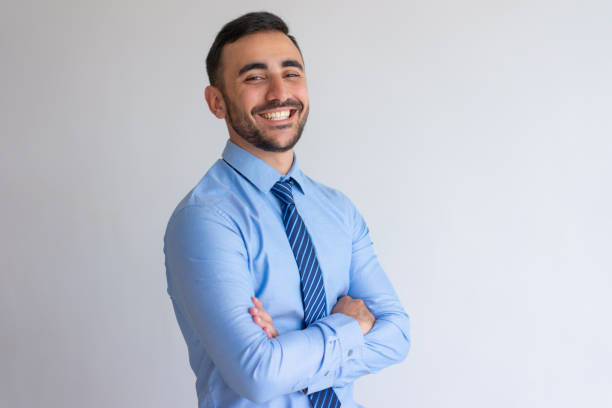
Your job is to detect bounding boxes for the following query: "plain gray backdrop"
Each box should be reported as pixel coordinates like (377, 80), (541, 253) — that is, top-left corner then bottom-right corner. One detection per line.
(2, 0), (611, 407)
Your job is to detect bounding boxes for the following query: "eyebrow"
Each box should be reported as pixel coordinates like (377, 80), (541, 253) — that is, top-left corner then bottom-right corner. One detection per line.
(237, 59), (304, 76)
(238, 62), (267, 76)
(282, 59), (304, 71)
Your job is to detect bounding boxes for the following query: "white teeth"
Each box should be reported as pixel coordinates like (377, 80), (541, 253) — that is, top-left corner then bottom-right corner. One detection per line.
(261, 110), (290, 120)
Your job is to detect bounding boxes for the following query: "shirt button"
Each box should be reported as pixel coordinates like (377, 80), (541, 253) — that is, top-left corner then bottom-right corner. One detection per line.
(347, 349), (353, 357)
(324, 371), (330, 376)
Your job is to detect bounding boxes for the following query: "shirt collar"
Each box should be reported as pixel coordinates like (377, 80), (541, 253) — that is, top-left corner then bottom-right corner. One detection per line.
(222, 140), (307, 195)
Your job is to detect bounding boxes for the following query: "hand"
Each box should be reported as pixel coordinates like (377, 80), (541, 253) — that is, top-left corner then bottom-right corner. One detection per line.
(249, 297), (278, 339)
(331, 295), (375, 335)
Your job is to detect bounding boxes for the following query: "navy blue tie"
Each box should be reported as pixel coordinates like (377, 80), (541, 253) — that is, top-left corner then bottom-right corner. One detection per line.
(271, 179), (341, 408)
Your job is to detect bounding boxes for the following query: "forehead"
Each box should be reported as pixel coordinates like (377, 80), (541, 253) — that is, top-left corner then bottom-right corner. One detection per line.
(220, 31), (304, 77)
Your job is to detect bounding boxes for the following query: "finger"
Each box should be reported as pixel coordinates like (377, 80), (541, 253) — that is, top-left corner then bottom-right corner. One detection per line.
(264, 326), (279, 339)
(255, 316), (275, 336)
(251, 308), (274, 329)
(250, 297), (278, 337)
(257, 308), (273, 323)
(251, 298), (272, 321)
(250, 307), (272, 330)
(251, 296), (263, 309)
(252, 314), (273, 331)
(263, 327), (272, 339)
(253, 315), (266, 328)
(252, 312), (273, 330)
(255, 314), (273, 331)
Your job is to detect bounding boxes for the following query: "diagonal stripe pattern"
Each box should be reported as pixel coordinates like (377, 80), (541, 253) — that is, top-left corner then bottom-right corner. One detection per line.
(271, 179), (341, 408)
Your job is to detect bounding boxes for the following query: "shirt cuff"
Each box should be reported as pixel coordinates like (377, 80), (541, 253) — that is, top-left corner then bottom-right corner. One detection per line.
(305, 313), (364, 394)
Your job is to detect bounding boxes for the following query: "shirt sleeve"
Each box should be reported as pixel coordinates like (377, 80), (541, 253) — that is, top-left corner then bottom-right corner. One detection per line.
(164, 204), (364, 403)
(332, 195), (411, 387)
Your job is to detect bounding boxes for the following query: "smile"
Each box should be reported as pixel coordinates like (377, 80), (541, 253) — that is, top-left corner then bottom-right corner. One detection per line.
(258, 109), (298, 122)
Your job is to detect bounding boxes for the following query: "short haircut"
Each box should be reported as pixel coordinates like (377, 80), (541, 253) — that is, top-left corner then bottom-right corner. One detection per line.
(205, 11), (301, 88)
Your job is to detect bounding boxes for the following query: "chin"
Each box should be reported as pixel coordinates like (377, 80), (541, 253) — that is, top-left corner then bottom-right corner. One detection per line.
(256, 132), (301, 153)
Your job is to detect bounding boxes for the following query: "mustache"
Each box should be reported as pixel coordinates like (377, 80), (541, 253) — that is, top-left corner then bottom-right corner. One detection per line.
(252, 99), (303, 115)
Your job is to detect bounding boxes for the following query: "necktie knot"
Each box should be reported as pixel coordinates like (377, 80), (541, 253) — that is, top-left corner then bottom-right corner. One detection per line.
(271, 179), (295, 207)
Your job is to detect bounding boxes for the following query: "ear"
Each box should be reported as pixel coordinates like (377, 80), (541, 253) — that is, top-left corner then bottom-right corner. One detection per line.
(204, 85), (226, 119)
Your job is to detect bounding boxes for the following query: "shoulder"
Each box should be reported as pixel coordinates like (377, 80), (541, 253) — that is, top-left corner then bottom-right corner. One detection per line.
(299, 172), (370, 242)
(163, 161), (255, 262)
(300, 172), (357, 214)
(166, 160), (246, 233)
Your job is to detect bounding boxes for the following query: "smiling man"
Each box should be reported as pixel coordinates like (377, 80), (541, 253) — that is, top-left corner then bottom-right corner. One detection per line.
(164, 12), (410, 408)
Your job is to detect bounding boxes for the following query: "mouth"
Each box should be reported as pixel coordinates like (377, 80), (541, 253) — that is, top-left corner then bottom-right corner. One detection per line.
(257, 108), (298, 122)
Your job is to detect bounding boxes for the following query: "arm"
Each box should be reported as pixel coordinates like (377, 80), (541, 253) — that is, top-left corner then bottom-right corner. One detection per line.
(164, 204), (364, 403)
(251, 295), (373, 339)
(332, 195), (411, 386)
(249, 196), (411, 387)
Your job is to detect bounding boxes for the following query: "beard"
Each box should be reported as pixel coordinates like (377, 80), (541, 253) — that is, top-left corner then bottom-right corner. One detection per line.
(222, 94), (309, 153)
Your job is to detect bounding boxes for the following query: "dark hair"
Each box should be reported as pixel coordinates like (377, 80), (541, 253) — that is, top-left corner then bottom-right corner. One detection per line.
(205, 11), (301, 88)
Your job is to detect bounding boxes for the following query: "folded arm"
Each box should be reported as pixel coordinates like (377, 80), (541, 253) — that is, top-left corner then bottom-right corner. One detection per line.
(333, 195), (411, 386)
(252, 294), (375, 338)
(249, 196), (411, 387)
(164, 204), (364, 403)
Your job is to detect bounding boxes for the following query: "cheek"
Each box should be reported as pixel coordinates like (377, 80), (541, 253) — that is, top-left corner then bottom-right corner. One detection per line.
(292, 85), (309, 105)
(236, 92), (263, 113)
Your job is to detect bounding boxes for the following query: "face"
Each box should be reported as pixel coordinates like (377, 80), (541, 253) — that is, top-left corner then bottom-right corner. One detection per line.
(214, 31), (309, 152)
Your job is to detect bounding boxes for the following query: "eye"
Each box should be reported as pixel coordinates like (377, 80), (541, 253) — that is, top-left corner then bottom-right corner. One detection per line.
(245, 75), (264, 82)
(285, 72), (301, 78)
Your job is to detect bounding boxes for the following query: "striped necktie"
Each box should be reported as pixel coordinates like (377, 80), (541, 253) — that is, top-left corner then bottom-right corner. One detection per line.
(271, 179), (341, 408)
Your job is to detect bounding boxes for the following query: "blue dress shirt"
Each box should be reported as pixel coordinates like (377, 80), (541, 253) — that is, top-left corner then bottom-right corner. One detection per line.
(164, 140), (410, 407)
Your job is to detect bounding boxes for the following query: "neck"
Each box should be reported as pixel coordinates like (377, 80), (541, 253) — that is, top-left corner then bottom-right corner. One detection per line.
(229, 135), (294, 175)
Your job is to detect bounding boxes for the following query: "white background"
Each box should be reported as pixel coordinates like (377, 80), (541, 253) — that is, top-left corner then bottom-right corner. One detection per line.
(2, 1), (611, 407)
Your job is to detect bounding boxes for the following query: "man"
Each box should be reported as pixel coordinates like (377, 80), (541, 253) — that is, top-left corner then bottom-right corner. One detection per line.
(164, 11), (410, 407)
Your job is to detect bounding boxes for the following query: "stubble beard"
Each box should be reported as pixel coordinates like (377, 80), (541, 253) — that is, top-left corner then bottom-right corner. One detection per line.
(223, 94), (309, 153)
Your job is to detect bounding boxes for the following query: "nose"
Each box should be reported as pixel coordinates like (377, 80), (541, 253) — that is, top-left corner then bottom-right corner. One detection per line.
(265, 74), (289, 102)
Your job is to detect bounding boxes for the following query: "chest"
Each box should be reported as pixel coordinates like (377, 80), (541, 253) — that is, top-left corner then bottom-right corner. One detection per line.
(242, 196), (353, 333)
